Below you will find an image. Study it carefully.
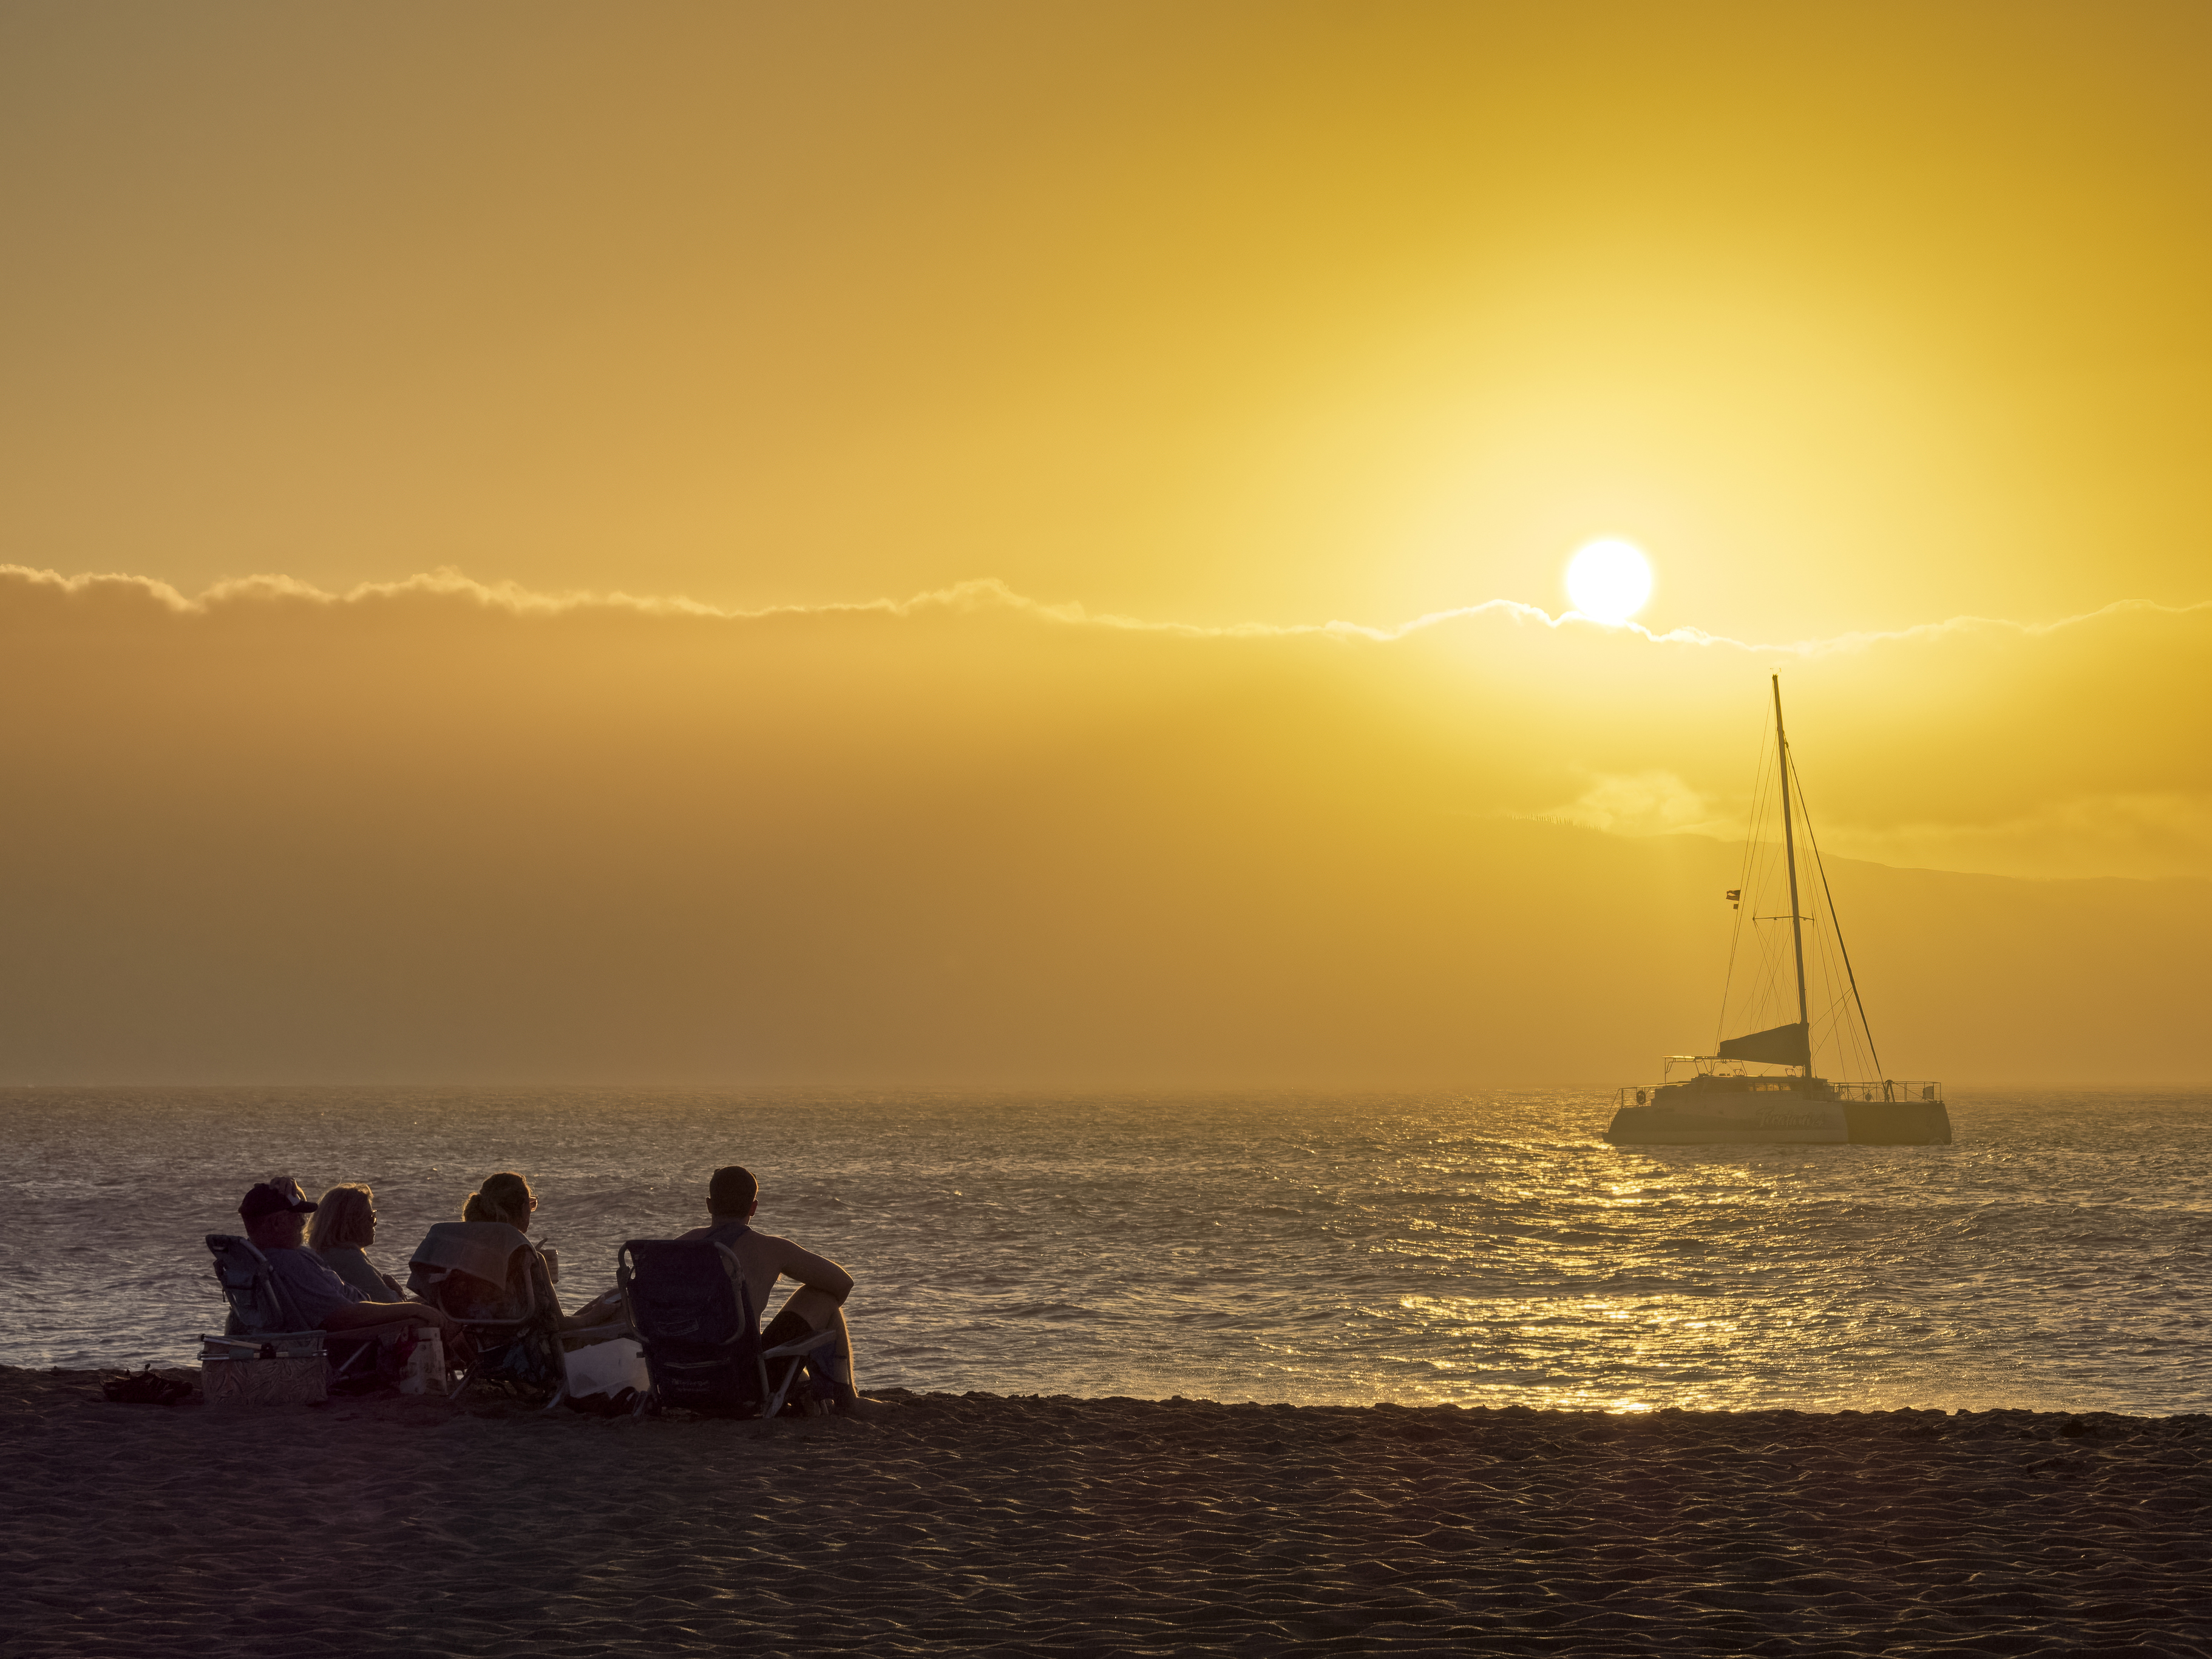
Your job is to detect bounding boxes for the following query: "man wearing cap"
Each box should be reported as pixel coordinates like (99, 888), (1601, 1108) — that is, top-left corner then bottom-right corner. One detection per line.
(240, 1178), (469, 1351)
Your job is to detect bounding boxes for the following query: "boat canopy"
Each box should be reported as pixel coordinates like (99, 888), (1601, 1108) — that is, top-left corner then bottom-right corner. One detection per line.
(1716, 1020), (1811, 1068)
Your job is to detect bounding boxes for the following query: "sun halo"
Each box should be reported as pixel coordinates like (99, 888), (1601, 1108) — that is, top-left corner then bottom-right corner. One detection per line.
(1564, 539), (1653, 625)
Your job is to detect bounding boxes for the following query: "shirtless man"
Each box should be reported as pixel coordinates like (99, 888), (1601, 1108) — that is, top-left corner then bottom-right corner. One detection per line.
(678, 1165), (877, 1412)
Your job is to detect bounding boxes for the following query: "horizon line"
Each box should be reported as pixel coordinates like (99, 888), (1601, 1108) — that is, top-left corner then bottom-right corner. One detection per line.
(3, 1077), (2204, 1092)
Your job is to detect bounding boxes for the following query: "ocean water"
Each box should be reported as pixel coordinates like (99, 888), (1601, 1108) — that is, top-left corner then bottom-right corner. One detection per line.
(2, 1088), (2206, 1415)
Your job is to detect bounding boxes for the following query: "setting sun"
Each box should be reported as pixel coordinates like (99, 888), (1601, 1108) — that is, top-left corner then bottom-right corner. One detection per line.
(4, 11), (2211, 1652)
(1565, 539), (1654, 624)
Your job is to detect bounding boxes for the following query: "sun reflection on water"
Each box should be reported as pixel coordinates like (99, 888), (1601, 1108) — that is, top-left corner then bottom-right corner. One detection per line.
(3, 1087), (2205, 1414)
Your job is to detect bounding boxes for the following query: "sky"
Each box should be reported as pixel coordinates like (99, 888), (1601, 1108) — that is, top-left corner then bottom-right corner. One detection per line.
(1, 2), (2206, 1084)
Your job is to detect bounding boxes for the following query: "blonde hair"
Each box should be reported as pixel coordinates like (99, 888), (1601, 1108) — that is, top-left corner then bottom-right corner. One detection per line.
(463, 1171), (534, 1227)
(308, 1184), (375, 1250)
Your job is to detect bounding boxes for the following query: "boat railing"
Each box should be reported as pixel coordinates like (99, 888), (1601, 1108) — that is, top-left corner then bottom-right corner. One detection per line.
(1661, 1054), (1795, 1083)
(1827, 1080), (1944, 1104)
(1614, 1079), (1942, 1109)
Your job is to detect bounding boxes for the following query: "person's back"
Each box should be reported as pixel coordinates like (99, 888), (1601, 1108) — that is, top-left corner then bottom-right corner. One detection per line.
(677, 1215), (818, 1334)
(676, 1164), (877, 1411)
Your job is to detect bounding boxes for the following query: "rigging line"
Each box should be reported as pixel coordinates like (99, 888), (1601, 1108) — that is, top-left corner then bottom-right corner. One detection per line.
(1787, 746), (1882, 1079)
(1794, 785), (1853, 1079)
(1744, 753), (1793, 1029)
(1717, 702), (1772, 1053)
(1807, 789), (1871, 1082)
(1813, 934), (1867, 1080)
(1805, 886), (1856, 1076)
(1826, 911), (1875, 1080)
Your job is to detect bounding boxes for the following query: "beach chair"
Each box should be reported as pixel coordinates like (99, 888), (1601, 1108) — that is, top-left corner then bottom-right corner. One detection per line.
(617, 1239), (829, 1419)
(202, 1234), (378, 1385)
(407, 1222), (623, 1411)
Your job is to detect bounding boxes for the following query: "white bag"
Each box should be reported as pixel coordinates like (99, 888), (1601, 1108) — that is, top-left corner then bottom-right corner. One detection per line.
(563, 1335), (650, 1401)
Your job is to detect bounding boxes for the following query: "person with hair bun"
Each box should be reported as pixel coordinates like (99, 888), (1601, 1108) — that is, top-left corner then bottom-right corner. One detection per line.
(461, 1170), (622, 1328)
(309, 1182), (410, 1302)
(462, 1171), (537, 1229)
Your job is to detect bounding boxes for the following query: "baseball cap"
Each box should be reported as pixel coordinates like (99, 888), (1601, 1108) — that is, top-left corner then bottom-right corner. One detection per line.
(239, 1177), (319, 1223)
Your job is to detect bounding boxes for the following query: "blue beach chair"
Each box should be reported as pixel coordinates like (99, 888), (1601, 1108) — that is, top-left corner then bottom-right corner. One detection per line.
(617, 1240), (829, 1419)
(202, 1234), (379, 1385)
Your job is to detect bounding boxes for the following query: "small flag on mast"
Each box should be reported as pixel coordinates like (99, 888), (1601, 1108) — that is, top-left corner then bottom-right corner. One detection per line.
(1726, 889), (1742, 908)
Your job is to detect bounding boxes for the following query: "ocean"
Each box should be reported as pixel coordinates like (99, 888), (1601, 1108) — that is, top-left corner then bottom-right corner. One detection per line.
(4, 1088), (2206, 1414)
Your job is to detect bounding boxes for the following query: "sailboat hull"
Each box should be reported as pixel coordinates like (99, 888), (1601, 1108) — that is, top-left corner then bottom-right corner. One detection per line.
(1605, 1093), (1952, 1147)
(1837, 1099), (1953, 1145)
(1607, 1094), (1846, 1144)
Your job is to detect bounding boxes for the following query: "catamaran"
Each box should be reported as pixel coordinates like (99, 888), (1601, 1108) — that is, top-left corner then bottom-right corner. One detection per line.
(1604, 676), (1950, 1147)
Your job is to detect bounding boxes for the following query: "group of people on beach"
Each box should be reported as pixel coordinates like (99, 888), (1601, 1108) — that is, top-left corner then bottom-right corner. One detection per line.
(229, 1164), (874, 1410)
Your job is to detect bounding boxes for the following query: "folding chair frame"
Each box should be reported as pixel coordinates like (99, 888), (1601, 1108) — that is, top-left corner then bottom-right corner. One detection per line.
(202, 1234), (379, 1385)
(619, 1241), (830, 1420)
(412, 1236), (625, 1413)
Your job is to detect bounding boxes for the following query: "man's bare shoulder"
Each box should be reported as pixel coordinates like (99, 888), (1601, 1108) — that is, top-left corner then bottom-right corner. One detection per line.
(745, 1230), (843, 1275)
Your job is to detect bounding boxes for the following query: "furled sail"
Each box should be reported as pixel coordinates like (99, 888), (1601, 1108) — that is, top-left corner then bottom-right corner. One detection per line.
(1717, 1021), (1810, 1068)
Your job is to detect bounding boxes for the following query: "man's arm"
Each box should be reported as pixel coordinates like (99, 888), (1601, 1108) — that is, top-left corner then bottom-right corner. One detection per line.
(768, 1237), (854, 1303)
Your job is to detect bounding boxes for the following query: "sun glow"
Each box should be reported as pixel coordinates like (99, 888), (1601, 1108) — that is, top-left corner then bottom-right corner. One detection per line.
(1564, 540), (1654, 624)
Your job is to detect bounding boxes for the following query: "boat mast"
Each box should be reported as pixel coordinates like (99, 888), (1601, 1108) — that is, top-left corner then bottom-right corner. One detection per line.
(1772, 674), (1810, 1073)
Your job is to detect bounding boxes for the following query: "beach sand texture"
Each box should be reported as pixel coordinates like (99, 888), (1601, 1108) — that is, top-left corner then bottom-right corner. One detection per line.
(5, 1368), (2206, 1657)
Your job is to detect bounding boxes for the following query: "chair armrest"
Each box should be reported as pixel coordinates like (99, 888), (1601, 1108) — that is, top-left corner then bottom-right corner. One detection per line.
(561, 1321), (633, 1344)
(199, 1331), (327, 1355)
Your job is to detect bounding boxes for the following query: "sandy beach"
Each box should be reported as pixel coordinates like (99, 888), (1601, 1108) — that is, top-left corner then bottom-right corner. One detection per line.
(4, 1367), (2206, 1657)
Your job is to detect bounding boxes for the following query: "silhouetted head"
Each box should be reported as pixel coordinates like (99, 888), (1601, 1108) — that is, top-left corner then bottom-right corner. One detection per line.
(309, 1183), (376, 1250)
(708, 1165), (759, 1220)
(464, 1172), (536, 1231)
(240, 1176), (317, 1250)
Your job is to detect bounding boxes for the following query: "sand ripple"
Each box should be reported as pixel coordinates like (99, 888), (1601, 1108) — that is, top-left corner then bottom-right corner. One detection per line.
(3, 1369), (2207, 1655)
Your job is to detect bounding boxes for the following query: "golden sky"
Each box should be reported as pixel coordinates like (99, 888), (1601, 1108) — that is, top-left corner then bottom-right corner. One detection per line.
(0, 4), (2205, 1082)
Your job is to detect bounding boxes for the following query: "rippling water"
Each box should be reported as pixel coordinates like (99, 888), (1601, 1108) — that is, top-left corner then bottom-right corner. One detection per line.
(4, 1088), (2206, 1413)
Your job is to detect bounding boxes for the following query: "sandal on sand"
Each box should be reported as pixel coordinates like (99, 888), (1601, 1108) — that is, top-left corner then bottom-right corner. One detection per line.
(102, 1368), (192, 1406)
